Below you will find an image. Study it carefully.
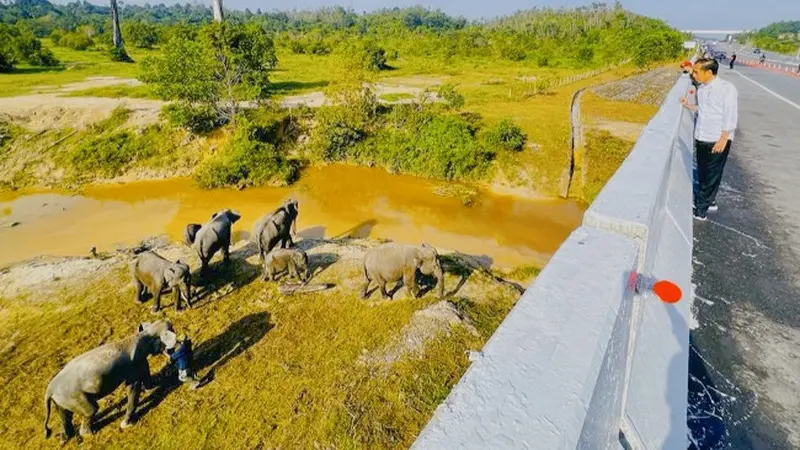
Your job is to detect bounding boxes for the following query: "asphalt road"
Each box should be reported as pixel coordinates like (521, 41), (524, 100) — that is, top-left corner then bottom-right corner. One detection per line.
(715, 41), (800, 67)
(689, 63), (800, 448)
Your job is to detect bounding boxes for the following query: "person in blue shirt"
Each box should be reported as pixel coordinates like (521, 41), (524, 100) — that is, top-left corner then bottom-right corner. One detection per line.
(167, 334), (201, 390)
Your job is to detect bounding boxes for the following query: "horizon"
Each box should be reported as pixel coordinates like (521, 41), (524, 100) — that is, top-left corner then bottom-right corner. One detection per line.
(43, 0), (800, 31)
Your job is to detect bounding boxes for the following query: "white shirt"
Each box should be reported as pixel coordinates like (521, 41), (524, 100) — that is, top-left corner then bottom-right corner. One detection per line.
(695, 77), (738, 142)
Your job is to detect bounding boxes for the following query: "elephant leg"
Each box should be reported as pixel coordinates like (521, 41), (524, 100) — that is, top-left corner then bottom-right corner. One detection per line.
(361, 277), (372, 299)
(133, 279), (144, 303)
(222, 243), (231, 265)
(403, 269), (420, 298)
(174, 287), (183, 311)
(379, 279), (391, 299)
(152, 289), (162, 314)
(72, 394), (98, 437)
(120, 382), (141, 429)
(58, 406), (74, 442)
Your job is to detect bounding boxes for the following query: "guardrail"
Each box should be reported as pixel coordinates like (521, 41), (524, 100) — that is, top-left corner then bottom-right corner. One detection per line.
(413, 75), (694, 449)
(738, 57), (800, 78)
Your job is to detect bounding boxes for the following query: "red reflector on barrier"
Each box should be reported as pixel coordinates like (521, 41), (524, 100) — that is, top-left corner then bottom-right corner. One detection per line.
(653, 280), (682, 304)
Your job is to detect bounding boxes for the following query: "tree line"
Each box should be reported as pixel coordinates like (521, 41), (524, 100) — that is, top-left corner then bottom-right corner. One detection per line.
(1, 0), (682, 71)
(738, 21), (800, 55)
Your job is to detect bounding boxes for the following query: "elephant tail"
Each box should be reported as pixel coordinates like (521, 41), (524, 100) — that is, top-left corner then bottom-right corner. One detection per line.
(43, 386), (53, 439)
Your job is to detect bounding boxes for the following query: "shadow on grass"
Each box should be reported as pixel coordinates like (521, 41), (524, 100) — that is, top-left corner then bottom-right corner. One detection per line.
(188, 245), (262, 308)
(8, 65), (65, 75)
(270, 80), (329, 95)
(93, 312), (274, 431)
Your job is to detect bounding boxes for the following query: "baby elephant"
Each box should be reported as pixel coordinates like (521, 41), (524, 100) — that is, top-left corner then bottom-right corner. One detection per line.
(264, 248), (310, 283)
(362, 243), (445, 300)
(131, 251), (193, 313)
(44, 321), (177, 442)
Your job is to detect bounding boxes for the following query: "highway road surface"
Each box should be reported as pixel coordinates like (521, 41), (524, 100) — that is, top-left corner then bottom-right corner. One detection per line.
(689, 59), (800, 448)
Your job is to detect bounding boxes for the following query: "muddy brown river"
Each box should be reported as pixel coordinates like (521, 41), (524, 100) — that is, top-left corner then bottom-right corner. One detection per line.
(0, 165), (583, 269)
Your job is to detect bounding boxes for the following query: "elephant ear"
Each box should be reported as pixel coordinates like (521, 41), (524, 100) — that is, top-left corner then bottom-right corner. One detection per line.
(138, 322), (152, 333)
(164, 266), (178, 285)
(159, 329), (178, 352)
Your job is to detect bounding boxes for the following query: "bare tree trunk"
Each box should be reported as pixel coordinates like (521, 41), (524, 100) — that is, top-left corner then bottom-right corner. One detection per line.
(212, 0), (224, 23)
(110, 0), (123, 49)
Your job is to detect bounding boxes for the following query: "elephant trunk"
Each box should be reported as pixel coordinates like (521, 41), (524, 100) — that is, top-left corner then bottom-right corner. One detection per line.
(291, 216), (297, 236)
(434, 262), (445, 298)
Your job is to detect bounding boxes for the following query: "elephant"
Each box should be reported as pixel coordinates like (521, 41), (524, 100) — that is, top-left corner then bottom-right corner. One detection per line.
(183, 223), (202, 246)
(43, 320), (177, 442)
(131, 251), (193, 313)
(253, 199), (299, 268)
(263, 248), (310, 283)
(187, 209), (242, 273)
(362, 243), (444, 300)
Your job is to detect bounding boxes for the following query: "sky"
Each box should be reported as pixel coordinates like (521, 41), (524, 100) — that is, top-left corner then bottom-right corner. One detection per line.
(86, 0), (800, 30)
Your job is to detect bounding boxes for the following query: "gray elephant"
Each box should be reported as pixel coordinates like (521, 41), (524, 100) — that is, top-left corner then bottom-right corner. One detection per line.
(362, 243), (445, 300)
(254, 199), (299, 268)
(264, 248), (310, 283)
(131, 251), (193, 313)
(43, 321), (177, 442)
(183, 223), (202, 246)
(187, 209), (242, 273)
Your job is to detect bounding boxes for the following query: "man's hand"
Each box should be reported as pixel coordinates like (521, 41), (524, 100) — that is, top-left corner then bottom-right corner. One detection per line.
(680, 97), (697, 112)
(712, 139), (727, 153)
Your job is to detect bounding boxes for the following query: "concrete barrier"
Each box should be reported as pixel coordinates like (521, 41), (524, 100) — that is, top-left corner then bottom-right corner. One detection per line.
(413, 75), (694, 449)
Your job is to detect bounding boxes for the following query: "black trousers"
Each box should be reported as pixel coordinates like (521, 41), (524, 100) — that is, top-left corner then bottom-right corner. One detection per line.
(695, 139), (731, 213)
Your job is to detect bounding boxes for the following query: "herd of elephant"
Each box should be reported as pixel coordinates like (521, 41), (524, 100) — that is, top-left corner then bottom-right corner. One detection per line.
(42, 198), (446, 443)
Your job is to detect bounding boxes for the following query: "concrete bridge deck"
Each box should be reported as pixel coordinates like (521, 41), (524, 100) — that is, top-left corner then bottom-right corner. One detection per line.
(689, 62), (800, 449)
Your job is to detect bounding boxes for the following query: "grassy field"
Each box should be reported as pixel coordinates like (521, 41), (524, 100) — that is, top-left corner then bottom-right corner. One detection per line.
(0, 238), (523, 449)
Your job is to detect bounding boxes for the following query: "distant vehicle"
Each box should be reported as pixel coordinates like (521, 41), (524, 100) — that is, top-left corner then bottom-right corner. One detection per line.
(753, 48), (762, 54)
(715, 51), (728, 60)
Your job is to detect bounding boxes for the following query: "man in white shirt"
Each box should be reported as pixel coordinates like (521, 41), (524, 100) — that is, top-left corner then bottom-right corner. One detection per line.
(680, 58), (738, 221)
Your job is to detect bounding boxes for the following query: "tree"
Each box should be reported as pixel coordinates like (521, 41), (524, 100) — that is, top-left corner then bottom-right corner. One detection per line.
(109, 0), (132, 61)
(140, 22), (277, 127)
(212, 0), (223, 23)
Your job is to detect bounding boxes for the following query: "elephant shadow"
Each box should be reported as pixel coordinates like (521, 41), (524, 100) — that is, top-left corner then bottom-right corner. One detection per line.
(332, 219), (377, 240)
(430, 253), (498, 298)
(297, 226), (326, 240)
(309, 252), (340, 280)
(93, 312), (274, 431)
(188, 245), (262, 308)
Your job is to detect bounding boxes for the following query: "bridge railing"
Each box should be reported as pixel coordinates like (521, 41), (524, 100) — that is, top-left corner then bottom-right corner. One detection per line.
(412, 75), (694, 449)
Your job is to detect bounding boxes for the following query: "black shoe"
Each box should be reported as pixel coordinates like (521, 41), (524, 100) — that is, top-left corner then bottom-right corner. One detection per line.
(693, 209), (708, 221)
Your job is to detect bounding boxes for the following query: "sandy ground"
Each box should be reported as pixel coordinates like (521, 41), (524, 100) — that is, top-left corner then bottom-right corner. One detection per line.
(0, 76), (438, 131)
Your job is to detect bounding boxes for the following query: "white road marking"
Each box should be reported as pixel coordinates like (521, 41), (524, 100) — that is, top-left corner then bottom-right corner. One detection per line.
(730, 70), (800, 112)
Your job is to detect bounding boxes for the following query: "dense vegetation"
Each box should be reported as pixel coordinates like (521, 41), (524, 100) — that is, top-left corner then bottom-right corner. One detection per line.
(739, 21), (800, 55)
(1, 0), (682, 68)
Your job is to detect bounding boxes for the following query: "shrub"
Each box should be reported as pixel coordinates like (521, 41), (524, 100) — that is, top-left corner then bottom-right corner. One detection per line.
(162, 103), (222, 134)
(371, 113), (495, 180)
(68, 131), (146, 177)
(438, 83), (465, 110)
(194, 118), (298, 188)
(310, 86), (377, 161)
(0, 47), (16, 73)
(58, 31), (94, 51)
(482, 118), (526, 152)
(124, 22), (159, 49)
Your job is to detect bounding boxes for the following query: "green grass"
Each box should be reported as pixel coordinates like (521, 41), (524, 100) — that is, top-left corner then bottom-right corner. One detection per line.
(0, 41), (159, 97)
(62, 84), (158, 99)
(580, 129), (635, 203)
(379, 92), (414, 102)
